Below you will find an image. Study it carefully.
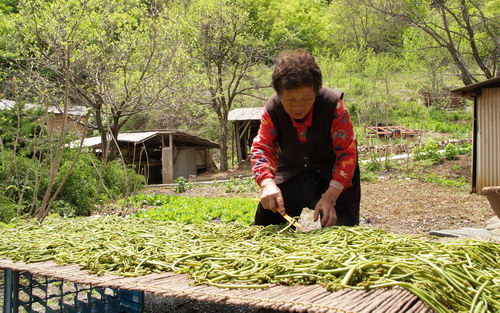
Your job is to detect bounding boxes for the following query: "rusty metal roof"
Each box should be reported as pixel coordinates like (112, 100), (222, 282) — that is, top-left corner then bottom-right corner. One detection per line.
(228, 107), (263, 121)
(451, 76), (500, 98)
(76, 130), (219, 149)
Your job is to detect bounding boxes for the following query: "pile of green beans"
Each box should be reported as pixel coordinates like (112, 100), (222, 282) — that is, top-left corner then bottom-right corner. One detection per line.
(0, 216), (499, 313)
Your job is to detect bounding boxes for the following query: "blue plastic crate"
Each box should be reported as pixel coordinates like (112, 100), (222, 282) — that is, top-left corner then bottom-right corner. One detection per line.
(2, 269), (143, 313)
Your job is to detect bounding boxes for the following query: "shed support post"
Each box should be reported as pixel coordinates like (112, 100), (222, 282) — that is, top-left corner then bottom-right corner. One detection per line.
(205, 149), (214, 172)
(162, 134), (174, 184)
(235, 122), (242, 164)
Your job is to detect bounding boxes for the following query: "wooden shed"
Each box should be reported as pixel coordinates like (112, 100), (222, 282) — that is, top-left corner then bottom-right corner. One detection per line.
(451, 76), (500, 194)
(0, 99), (88, 137)
(228, 107), (262, 163)
(45, 105), (88, 137)
(78, 130), (219, 184)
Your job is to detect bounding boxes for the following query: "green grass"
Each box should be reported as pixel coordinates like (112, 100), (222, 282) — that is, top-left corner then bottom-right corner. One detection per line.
(211, 177), (259, 194)
(424, 173), (469, 189)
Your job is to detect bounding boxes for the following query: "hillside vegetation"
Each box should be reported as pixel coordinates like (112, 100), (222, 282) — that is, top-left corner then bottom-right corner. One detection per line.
(0, 0), (498, 220)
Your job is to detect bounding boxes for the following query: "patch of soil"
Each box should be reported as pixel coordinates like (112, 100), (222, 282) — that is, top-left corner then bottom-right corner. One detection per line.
(360, 178), (491, 235)
(194, 159), (254, 181)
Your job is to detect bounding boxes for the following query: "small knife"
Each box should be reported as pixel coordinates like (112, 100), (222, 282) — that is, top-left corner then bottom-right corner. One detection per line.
(251, 198), (301, 228)
(281, 212), (301, 229)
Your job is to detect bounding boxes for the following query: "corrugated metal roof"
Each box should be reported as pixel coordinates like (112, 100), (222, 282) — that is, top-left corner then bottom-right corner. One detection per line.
(0, 99), (87, 116)
(451, 76), (500, 98)
(0, 99), (16, 110)
(46, 105), (88, 116)
(73, 130), (219, 149)
(78, 136), (104, 148)
(228, 107), (263, 121)
(117, 131), (158, 143)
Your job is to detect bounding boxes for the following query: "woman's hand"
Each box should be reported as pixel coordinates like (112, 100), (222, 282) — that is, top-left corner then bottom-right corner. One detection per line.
(260, 178), (285, 215)
(314, 185), (342, 228)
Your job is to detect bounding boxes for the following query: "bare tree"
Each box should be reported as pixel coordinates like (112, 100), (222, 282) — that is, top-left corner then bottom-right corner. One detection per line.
(363, 0), (500, 85)
(15, 0), (189, 160)
(185, 0), (270, 171)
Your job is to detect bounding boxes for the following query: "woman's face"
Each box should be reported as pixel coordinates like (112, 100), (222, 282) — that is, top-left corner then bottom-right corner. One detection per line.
(279, 86), (316, 120)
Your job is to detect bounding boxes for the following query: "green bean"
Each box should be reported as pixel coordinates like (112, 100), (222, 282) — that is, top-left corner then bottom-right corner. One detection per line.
(470, 280), (490, 313)
(0, 216), (499, 313)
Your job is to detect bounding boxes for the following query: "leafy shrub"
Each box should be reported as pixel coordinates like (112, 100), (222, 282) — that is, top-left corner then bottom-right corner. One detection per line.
(0, 149), (145, 217)
(360, 170), (379, 183)
(103, 160), (145, 196)
(457, 143), (472, 155)
(413, 141), (443, 165)
(57, 154), (99, 216)
(51, 200), (78, 218)
(0, 150), (49, 212)
(173, 176), (190, 193)
(0, 104), (44, 156)
(443, 143), (459, 160)
(0, 195), (17, 223)
(363, 157), (382, 173)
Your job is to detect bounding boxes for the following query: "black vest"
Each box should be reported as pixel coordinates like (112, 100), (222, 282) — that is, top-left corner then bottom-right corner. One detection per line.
(265, 88), (343, 184)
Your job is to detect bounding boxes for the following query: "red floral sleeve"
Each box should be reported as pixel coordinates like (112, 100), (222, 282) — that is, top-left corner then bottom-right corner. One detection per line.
(250, 107), (278, 186)
(330, 99), (357, 189)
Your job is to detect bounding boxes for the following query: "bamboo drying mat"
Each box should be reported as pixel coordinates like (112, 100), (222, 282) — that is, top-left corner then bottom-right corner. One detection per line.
(0, 258), (434, 313)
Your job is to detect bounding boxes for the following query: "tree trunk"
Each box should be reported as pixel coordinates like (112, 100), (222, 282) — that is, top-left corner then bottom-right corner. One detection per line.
(93, 104), (110, 163)
(108, 115), (121, 160)
(218, 113), (229, 172)
(109, 127), (120, 160)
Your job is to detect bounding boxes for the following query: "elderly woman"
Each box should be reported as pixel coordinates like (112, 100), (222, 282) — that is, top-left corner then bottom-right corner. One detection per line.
(251, 49), (360, 228)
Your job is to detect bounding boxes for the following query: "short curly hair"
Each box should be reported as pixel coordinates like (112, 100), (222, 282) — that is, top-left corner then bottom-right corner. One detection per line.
(271, 49), (322, 95)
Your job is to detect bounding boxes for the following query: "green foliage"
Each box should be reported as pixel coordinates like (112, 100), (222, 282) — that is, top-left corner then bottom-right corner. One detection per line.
(0, 150), (49, 209)
(212, 177), (259, 194)
(173, 176), (190, 193)
(426, 108), (472, 137)
(0, 148), (145, 218)
(130, 193), (256, 224)
(0, 0), (18, 14)
(0, 195), (16, 223)
(360, 170), (379, 183)
(413, 141), (471, 167)
(359, 154), (382, 182)
(456, 143), (472, 156)
(424, 173), (468, 189)
(102, 160), (145, 196)
(56, 153), (99, 216)
(451, 165), (462, 173)
(51, 200), (77, 218)
(362, 155), (382, 173)
(413, 141), (443, 165)
(443, 143), (459, 161)
(262, 0), (333, 52)
(0, 103), (44, 156)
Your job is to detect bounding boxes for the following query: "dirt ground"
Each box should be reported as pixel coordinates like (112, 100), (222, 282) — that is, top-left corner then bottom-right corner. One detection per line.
(148, 154), (494, 236)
